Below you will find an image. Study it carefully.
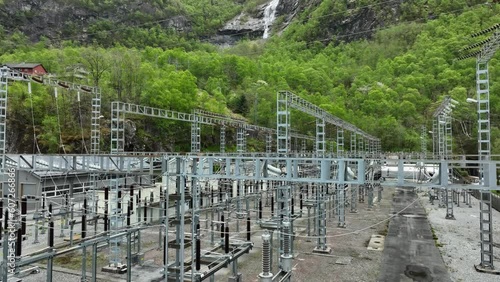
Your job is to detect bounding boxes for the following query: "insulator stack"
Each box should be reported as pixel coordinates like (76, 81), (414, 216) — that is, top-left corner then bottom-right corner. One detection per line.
(261, 231), (271, 275)
(283, 220), (290, 256)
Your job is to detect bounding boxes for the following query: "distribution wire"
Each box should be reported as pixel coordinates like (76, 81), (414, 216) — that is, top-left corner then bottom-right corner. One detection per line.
(27, 82), (42, 154)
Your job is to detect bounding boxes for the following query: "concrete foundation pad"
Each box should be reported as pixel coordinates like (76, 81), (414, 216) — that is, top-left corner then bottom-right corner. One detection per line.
(335, 256), (353, 265)
(367, 234), (385, 251)
(64, 234), (81, 241)
(102, 264), (127, 274)
(312, 246), (332, 254)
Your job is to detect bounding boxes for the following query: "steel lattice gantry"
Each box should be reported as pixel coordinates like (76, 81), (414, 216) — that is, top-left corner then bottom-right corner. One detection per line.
(457, 23), (499, 273)
(1, 67), (102, 154)
(432, 96), (458, 218)
(276, 91), (379, 155)
(110, 102), (313, 154)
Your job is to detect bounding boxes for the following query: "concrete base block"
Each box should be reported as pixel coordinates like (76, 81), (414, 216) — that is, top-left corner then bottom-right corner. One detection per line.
(101, 264), (127, 274)
(312, 246), (331, 254)
(228, 273), (242, 282)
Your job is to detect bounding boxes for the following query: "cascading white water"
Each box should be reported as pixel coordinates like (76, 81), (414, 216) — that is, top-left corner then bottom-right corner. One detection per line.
(262, 0), (280, 39)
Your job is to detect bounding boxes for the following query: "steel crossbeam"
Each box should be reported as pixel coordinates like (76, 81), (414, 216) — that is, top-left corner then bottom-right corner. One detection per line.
(0, 66), (102, 159)
(111, 102), (313, 154)
(2, 67), (99, 93)
(477, 28), (500, 63)
(278, 91), (378, 142)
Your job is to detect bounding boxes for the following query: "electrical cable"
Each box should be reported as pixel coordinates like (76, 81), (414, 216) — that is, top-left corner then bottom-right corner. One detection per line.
(27, 82), (42, 154)
(54, 87), (67, 155)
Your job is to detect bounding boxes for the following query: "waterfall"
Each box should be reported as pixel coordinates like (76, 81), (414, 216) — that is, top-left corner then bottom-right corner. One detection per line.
(263, 0), (280, 39)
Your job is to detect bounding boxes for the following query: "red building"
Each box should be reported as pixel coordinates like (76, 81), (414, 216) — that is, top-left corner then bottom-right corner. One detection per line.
(3, 63), (48, 75)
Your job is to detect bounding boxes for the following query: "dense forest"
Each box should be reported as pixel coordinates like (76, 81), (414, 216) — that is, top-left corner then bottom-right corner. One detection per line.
(0, 0), (499, 154)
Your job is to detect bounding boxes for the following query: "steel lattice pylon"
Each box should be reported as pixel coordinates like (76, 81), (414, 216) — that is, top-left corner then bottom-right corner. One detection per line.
(316, 118), (325, 155)
(191, 113), (201, 153)
(220, 125), (226, 153)
(421, 125), (427, 158)
(109, 178), (123, 267)
(350, 133), (357, 156)
(337, 128), (344, 156)
(236, 127), (246, 154)
(90, 88), (101, 154)
(110, 101), (125, 153)
(477, 61), (494, 269)
(277, 91), (290, 154)
(357, 135), (364, 156)
(458, 24), (498, 272)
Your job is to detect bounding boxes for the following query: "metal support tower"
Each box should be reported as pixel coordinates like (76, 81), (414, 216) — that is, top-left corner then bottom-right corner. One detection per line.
(90, 88), (101, 154)
(445, 114), (452, 156)
(237, 127), (246, 154)
(444, 113), (455, 219)
(220, 125), (226, 153)
(477, 59), (495, 270)
(438, 114), (445, 157)
(190, 159), (201, 281)
(316, 118), (325, 155)
(277, 91), (290, 154)
(337, 161), (346, 227)
(358, 135), (364, 156)
(432, 118), (438, 156)
(337, 128), (344, 156)
(191, 113), (201, 153)
(110, 101), (125, 153)
(313, 185), (329, 253)
(168, 158), (190, 281)
(109, 178), (123, 267)
(421, 125), (427, 158)
(0, 67), (7, 169)
(433, 96), (458, 217)
(266, 134), (272, 154)
(350, 133), (356, 156)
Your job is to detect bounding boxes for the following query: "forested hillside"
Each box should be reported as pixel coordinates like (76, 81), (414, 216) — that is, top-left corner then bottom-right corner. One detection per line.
(0, 1), (499, 154)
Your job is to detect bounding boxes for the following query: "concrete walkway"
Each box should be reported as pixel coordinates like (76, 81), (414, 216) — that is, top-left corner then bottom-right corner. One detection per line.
(379, 188), (452, 282)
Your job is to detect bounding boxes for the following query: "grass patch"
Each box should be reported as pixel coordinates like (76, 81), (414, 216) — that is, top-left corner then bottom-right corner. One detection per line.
(430, 227), (443, 247)
(378, 221), (389, 236)
(41, 250), (109, 270)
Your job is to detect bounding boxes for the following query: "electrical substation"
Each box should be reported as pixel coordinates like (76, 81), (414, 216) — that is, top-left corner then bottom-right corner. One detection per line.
(0, 24), (499, 282)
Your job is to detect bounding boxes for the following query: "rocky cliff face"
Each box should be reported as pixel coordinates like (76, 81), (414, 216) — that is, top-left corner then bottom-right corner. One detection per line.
(217, 0), (300, 40)
(1, 0), (405, 46)
(216, 0), (403, 44)
(0, 0), (191, 42)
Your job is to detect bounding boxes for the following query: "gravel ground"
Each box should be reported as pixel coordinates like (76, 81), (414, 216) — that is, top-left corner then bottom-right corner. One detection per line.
(6, 186), (397, 281)
(211, 186), (394, 282)
(17, 267), (113, 282)
(419, 189), (500, 282)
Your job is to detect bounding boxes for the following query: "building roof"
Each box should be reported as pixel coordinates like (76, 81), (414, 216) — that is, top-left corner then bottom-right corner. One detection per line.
(4, 63), (44, 69)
